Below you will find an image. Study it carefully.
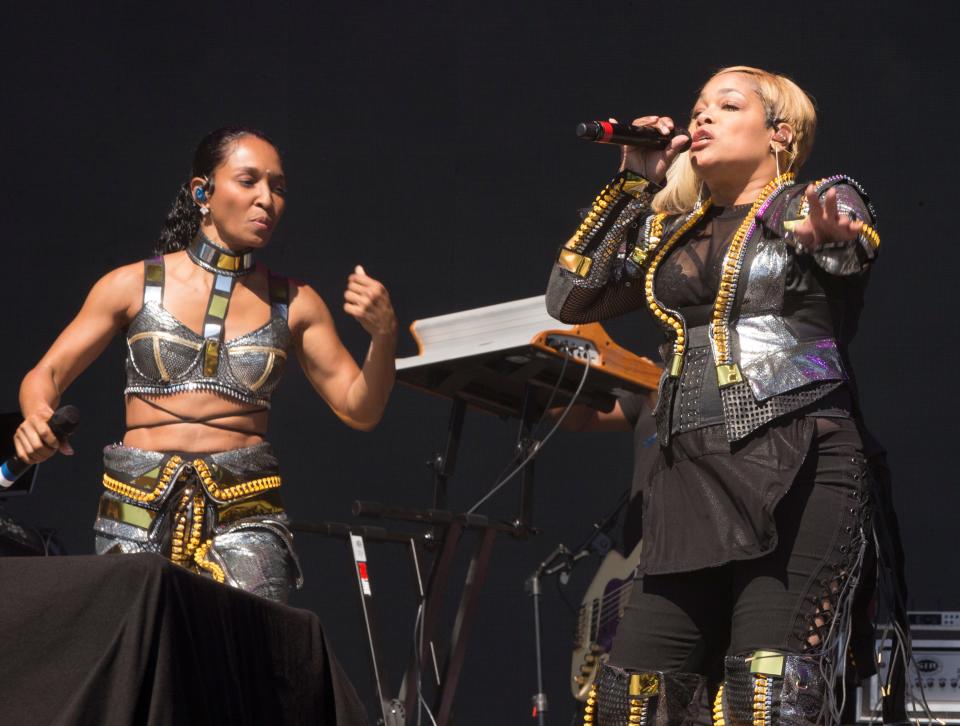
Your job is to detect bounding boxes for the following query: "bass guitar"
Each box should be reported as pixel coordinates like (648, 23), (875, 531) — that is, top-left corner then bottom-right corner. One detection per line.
(570, 542), (642, 700)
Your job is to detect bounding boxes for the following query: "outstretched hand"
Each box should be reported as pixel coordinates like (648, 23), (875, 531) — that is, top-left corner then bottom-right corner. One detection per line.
(789, 186), (863, 252)
(343, 266), (397, 339)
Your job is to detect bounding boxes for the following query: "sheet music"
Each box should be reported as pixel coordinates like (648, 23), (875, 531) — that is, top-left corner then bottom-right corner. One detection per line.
(396, 295), (564, 369)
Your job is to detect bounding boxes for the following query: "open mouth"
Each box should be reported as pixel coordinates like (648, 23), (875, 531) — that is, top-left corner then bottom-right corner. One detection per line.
(690, 131), (713, 150)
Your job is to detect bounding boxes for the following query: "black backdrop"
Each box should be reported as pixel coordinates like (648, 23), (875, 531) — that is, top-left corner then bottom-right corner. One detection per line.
(2, 1), (957, 722)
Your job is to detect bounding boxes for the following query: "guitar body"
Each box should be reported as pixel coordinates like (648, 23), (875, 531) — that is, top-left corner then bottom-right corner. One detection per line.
(570, 542), (642, 701)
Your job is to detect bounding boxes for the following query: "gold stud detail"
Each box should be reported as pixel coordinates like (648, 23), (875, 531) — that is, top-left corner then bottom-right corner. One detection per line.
(102, 455), (184, 503)
(860, 223), (880, 249)
(644, 208), (711, 376)
(752, 674), (769, 726)
(710, 173), (796, 377)
(194, 540), (226, 583)
(191, 459), (281, 501)
(713, 685), (725, 726)
(582, 683), (598, 724)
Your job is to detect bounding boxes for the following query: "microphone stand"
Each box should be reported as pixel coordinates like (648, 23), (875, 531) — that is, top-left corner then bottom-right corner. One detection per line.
(524, 489), (631, 724)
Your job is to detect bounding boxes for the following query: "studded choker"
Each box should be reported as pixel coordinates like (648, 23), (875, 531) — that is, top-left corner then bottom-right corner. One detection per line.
(187, 234), (255, 277)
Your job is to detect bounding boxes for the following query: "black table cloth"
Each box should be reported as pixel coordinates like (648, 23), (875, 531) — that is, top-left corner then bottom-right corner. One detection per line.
(0, 553), (368, 725)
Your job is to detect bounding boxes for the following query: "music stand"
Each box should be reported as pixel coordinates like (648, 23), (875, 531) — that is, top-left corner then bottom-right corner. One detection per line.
(298, 299), (659, 724)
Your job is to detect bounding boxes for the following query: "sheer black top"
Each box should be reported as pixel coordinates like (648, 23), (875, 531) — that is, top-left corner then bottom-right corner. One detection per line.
(628, 206), (855, 575)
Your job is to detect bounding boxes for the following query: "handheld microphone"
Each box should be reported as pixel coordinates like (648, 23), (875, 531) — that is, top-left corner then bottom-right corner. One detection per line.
(576, 121), (691, 151)
(0, 405), (80, 488)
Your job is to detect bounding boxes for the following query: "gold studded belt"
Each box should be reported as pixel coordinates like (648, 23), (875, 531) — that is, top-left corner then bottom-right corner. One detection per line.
(100, 451), (283, 583)
(102, 455), (281, 505)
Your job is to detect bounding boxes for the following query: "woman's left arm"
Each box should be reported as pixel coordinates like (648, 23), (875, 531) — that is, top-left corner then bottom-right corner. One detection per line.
(787, 181), (880, 276)
(290, 266), (397, 431)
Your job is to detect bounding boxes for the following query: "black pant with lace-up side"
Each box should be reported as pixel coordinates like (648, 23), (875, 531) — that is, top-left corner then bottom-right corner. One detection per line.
(608, 420), (870, 679)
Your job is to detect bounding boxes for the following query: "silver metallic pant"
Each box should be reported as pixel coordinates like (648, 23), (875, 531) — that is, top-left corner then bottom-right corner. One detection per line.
(94, 442), (303, 603)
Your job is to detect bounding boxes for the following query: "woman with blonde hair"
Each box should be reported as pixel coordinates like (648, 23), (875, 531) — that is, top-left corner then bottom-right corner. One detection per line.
(547, 67), (882, 724)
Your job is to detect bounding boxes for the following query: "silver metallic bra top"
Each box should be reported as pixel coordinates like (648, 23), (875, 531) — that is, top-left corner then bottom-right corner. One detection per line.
(124, 256), (291, 408)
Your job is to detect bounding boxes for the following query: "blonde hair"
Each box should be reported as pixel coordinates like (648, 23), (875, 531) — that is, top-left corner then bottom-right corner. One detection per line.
(652, 66), (817, 215)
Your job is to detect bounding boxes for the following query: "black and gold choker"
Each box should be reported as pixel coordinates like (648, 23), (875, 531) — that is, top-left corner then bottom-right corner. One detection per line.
(187, 234), (255, 277)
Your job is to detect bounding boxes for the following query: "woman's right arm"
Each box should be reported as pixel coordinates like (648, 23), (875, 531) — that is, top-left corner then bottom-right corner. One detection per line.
(545, 116), (688, 324)
(16, 264), (141, 463)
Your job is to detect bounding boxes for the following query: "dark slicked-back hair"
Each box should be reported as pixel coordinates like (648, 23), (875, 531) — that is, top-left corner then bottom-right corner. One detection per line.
(155, 126), (279, 254)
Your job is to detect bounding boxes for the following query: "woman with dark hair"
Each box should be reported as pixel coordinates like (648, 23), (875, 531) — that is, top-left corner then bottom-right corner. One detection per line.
(15, 127), (397, 603)
(547, 67), (891, 725)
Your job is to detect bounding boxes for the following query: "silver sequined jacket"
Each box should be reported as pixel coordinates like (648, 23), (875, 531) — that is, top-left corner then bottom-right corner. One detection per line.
(545, 172), (879, 442)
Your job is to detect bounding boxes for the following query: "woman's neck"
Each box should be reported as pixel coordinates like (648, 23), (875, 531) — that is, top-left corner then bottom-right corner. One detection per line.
(197, 223), (249, 255)
(702, 164), (780, 207)
(187, 233), (256, 277)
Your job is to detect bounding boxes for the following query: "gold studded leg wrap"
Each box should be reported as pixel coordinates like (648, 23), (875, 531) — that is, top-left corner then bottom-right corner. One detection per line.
(723, 655), (772, 726)
(753, 674), (772, 726)
(713, 685), (725, 726)
(591, 663), (704, 725)
(583, 682), (598, 725)
(723, 653), (825, 726)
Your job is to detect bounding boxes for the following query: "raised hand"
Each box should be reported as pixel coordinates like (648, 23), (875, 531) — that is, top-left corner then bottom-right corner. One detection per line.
(790, 186), (863, 252)
(616, 115), (689, 183)
(343, 265), (397, 339)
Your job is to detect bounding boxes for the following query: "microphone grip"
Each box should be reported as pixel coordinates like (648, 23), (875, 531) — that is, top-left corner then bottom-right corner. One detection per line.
(0, 405), (80, 488)
(48, 404), (80, 440)
(576, 121), (691, 150)
(0, 457), (30, 488)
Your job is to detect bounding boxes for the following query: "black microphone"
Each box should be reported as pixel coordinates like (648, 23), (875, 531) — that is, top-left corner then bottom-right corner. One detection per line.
(576, 121), (691, 151)
(0, 405), (80, 488)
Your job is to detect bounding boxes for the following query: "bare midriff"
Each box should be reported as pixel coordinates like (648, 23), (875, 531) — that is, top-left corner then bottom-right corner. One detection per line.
(123, 390), (269, 453)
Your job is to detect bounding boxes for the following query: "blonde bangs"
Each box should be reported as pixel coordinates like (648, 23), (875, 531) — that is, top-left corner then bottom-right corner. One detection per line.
(652, 66), (818, 216)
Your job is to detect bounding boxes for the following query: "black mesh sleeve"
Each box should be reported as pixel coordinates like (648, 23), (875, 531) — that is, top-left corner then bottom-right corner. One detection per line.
(545, 172), (659, 323)
(546, 264), (649, 323)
